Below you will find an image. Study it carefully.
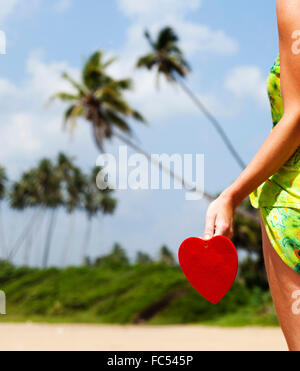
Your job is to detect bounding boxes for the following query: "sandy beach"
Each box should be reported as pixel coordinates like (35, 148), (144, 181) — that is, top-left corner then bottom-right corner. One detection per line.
(0, 324), (287, 351)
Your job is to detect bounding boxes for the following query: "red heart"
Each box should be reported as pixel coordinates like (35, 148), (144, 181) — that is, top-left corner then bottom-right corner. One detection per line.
(178, 236), (238, 304)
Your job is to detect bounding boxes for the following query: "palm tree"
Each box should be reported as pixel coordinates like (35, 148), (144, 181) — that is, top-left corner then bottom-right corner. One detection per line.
(0, 167), (6, 201)
(95, 243), (129, 268)
(9, 158), (63, 266)
(137, 26), (246, 170)
(7, 154), (118, 266)
(37, 159), (63, 268)
(57, 153), (86, 212)
(57, 153), (79, 265)
(80, 166), (117, 263)
(50, 50), (208, 198)
(56, 153), (84, 266)
(136, 251), (152, 265)
(138, 28), (190, 85)
(51, 50), (258, 224)
(50, 51), (145, 151)
(159, 245), (175, 266)
(9, 168), (44, 260)
(0, 167), (7, 257)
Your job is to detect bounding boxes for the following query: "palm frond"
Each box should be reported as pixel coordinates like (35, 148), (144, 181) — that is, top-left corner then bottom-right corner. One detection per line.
(64, 103), (84, 134)
(0, 166), (7, 200)
(102, 96), (133, 116)
(144, 30), (155, 49)
(156, 27), (179, 50)
(92, 122), (108, 152)
(136, 53), (157, 70)
(103, 56), (118, 68)
(63, 105), (76, 128)
(94, 87), (119, 100)
(62, 73), (88, 96)
(70, 103), (84, 133)
(105, 111), (132, 133)
(82, 51), (111, 91)
(112, 78), (133, 91)
(48, 92), (80, 105)
(165, 55), (191, 78)
(132, 110), (146, 123)
(138, 26), (190, 86)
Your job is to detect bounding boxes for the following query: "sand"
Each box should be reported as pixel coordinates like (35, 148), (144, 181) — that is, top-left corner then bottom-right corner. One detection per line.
(0, 323), (287, 351)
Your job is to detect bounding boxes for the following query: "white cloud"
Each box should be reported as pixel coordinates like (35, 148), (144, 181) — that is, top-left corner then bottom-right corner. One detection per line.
(54, 0), (72, 13)
(0, 52), (94, 178)
(174, 22), (238, 56)
(108, 59), (200, 121)
(118, 0), (201, 19)
(25, 50), (78, 99)
(120, 68), (233, 121)
(2, 113), (41, 157)
(0, 79), (16, 97)
(117, 0), (238, 58)
(0, 0), (41, 23)
(224, 66), (268, 108)
(0, 0), (19, 23)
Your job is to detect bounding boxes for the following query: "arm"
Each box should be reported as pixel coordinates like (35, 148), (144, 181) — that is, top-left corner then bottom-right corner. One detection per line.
(203, 0), (300, 239)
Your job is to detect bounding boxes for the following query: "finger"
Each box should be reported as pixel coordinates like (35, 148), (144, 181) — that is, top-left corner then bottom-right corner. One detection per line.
(215, 220), (233, 238)
(203, 212), (216, 240)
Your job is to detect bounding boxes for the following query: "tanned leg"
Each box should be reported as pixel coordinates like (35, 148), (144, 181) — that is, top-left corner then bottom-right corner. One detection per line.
(261, 217), (300, 351)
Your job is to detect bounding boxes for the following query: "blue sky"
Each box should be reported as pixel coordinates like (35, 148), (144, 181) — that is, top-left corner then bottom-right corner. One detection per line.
(0, 0), (279, 266)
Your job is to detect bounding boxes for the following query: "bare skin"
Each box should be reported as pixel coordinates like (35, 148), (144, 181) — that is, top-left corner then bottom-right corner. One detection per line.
(203, 0), (300, 350)
(261, 218), (300, 351)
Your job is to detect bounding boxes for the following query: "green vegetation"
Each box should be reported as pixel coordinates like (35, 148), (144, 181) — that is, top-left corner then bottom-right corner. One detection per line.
(0, 257), (278, 327)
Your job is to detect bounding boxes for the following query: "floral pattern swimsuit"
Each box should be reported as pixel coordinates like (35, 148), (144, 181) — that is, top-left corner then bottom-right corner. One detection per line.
(250, 56), (300, 273)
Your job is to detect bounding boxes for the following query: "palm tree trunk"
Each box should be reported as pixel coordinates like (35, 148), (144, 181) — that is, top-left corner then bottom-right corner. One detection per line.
(23, 228), (33, 266)
(33, 209), (46, 266)
(80, 216), (93, 265)
(175, 76), (247, 171)
(61, 213), (76, 267)
(7, 208), (42, 260)
(113, 131), (259, 224)
(42, 209), (58, 268)
(114, 132), (214, 200)
(0, 203), (7, 258)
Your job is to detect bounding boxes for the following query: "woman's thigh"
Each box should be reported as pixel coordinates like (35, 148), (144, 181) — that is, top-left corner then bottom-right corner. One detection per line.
(261, 217), (300, 351)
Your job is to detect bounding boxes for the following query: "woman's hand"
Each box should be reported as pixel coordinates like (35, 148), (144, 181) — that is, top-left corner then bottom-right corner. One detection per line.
(203, 192), (236, 240)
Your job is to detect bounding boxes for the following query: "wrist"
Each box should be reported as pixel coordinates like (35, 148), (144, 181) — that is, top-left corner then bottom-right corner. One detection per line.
(221, 188), (241, 209)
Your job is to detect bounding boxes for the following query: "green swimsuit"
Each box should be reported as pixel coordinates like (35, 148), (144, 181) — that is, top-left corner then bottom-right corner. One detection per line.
(250, 56), (300, 273)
